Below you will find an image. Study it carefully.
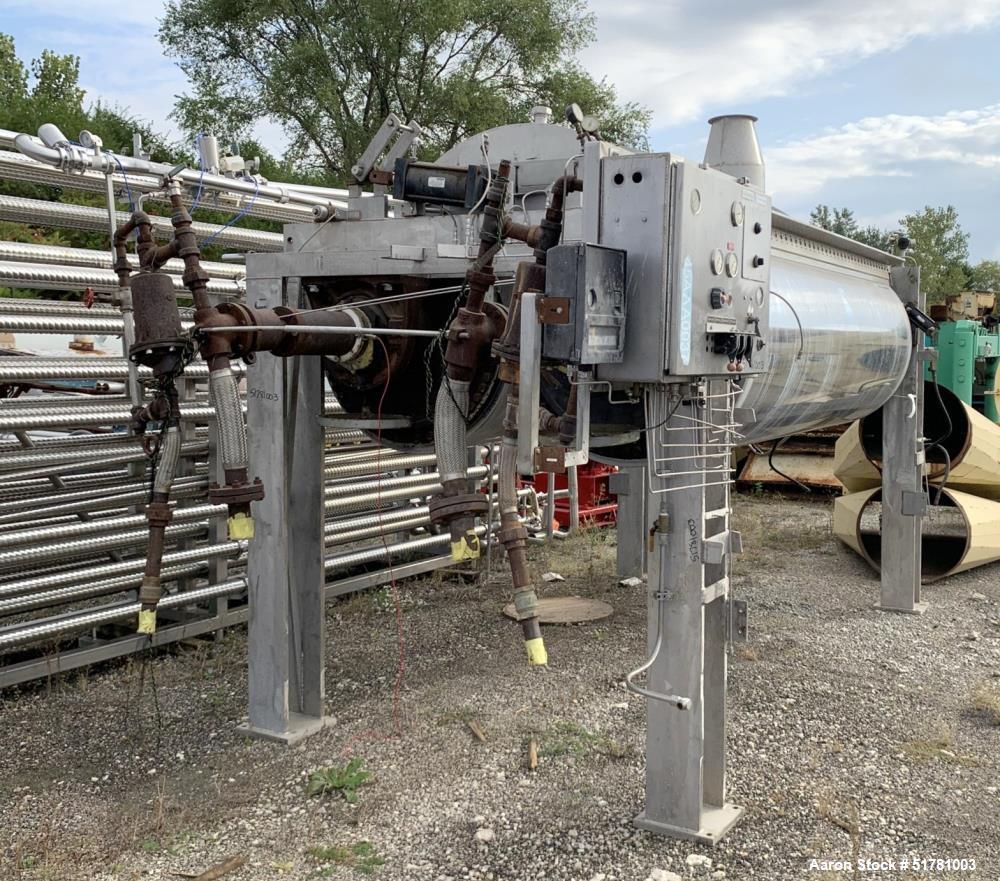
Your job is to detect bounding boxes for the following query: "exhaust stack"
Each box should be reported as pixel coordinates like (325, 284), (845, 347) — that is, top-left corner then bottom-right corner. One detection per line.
(704, 114), (765, 190)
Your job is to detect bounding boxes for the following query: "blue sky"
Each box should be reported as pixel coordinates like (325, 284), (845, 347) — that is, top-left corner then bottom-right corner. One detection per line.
(6, 0), (1000, 262)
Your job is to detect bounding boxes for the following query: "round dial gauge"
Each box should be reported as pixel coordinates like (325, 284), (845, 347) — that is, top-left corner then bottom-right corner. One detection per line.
(725, 251), (739, 277)
(731, 201), (745, 226)
(710, 249), (724, 275)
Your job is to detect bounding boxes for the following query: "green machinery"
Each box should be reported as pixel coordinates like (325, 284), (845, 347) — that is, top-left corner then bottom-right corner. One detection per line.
(928, 292), (1000, 423)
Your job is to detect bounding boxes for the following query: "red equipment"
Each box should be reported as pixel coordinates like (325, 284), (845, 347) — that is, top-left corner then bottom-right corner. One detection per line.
(531, 462), (618, 529)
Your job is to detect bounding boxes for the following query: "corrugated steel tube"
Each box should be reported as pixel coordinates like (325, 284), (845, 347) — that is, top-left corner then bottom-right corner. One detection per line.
(0, 194), (283, 252)
(0, 521), (207, 569)
(0, 577), (248, 650)
(326, 465), (490, 498)
(0, 542), (242, 599)
(0, 561), (210, 615)
(326, 515), (432, 547)
(0, 296), (122, 315)
(0, 241), (246, 280)
(0, 441), (207, 478)
(0, 152), (315, 225)
(324, 478), (488, 515)
(325, 506), (431, 535)
(324, 453), (437, 479)
(0, 261), (242, 297)
(0, 398), (345, 431)
(0, 358), (240, 382)
(0, 403), (222, 431)
(0, 478), (207, 523)
(324, 526), (488, 572)
(0, 312), (146, 335)
(0, 502), (223, 548)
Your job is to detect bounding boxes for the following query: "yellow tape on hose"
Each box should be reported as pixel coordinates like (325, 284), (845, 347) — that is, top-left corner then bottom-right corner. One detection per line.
(450, 532), (481, 561)
(525, 637), (548, 666)
(228, 513), (255, 540)
(137, 610), (157, 635)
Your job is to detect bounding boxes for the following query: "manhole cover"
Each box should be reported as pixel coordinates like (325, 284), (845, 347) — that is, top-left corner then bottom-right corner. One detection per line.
(503, 596), (614, 625)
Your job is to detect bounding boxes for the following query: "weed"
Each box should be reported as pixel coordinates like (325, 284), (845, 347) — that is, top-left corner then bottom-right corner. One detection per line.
(816, 792), (861, 866)
(969, 683), (1000, 725)
(901, 727), (979, 767)
(306, 758), (372, 803)
(139, 839), (160, 853)
(307, 841), (385, 875)
(538, 721), (628, 759)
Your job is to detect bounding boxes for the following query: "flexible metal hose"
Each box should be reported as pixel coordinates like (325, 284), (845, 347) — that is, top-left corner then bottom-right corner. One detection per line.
(499, 437), (520, 517)
(152, 425), (182, 495)
(434, 380), (471, 484)
(209, 367), (249, 471)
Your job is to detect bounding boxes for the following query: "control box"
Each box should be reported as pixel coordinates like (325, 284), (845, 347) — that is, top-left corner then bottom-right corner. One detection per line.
(542, 243), (627, 365)
(593, 153), (771, 383)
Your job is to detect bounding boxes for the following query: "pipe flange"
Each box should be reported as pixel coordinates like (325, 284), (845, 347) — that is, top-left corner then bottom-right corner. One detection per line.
(209, 477), (266, 506)
(327, 307), (374, 370)
(428, 492), (489, 525)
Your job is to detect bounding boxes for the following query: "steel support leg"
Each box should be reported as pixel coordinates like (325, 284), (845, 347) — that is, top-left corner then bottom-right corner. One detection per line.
(610, 464), (647, 580)
(879, 264), (927, 614)
(241, 275), (330, 743)
(634, 395), (742, 844)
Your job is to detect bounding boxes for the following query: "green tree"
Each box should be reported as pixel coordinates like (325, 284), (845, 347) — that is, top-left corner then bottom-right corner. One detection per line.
(159, 0), (650, 182)
(810, 205), (859, 238)
(967, 259), (1000, 293)
(902, 205), (969, 304)
(853, 225), (894, 252)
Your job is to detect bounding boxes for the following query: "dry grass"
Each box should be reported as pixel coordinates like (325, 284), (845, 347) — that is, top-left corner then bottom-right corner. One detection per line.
(816, 791), (861, 866)
(901, 725), (979, 767)
(969, 683), (1000, 725)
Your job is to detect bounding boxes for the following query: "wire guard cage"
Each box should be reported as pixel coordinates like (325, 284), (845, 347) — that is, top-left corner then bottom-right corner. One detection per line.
(644, 379), (743, 495)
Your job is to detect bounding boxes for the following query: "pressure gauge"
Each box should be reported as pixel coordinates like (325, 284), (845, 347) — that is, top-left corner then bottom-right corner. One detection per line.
(731, 201), (745, 227)
(710, 249), (724, 275)
(756, 286), (765, 306)
(690, 189), (702, 214)
(725, 252), (739, 277)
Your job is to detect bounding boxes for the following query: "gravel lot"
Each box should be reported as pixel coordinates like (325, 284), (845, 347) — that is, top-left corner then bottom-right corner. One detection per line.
(2, 494), (999, 881)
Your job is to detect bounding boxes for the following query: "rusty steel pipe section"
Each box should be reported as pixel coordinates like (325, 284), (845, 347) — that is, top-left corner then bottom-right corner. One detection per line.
(496, 173), (582, 666)
(428, 160), (512, 562)
(111, 188), (383, 633)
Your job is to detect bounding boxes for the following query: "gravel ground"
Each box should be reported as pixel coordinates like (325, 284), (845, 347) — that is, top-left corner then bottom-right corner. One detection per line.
(2, 494), (999, 881)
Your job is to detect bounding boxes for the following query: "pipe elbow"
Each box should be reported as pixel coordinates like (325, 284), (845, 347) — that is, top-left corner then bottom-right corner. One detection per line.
(14, 133), (62, 168)
(37, 123), (70, 148)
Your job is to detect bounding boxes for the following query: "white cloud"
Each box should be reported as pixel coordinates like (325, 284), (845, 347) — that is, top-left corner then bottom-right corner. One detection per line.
(766, 105), (1000, 200)
(581, 0), (1000, 125)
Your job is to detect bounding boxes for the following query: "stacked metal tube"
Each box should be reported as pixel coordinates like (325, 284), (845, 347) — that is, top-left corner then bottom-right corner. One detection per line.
(0, 141), (505, 684)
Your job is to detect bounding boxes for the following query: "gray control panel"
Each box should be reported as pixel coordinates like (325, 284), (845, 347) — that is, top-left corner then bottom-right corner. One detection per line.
(593, 153), (771, 384)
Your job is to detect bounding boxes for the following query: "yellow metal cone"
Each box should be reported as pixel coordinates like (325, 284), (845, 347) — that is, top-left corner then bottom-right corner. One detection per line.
(833, 486), (1000, 582)
(834, 384), (1000, 499)
(832, 422), (880, 492)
